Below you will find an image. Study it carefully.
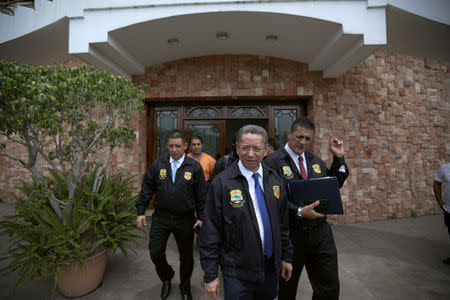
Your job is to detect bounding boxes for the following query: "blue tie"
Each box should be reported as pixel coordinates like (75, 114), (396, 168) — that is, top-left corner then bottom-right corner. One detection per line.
(172, 160), (178, 182)
(252, 172), (273, 258)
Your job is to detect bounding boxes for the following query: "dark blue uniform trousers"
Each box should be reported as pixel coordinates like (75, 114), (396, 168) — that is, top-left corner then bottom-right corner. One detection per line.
(149, 211), (195, 293)
(223, 258), (278, 300)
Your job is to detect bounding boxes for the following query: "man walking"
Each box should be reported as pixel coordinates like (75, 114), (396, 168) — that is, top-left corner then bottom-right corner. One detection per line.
(136, 130), (206, 300)
(265, 117), (349, 300)
(199, 125), (293, 300)
(187, 135), (216, 182)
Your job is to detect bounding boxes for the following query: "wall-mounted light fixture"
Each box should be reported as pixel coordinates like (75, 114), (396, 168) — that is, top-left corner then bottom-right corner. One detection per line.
(265, 34), (278, 41)
(216, 32), (230, 40)
(167, 38), (179, 45)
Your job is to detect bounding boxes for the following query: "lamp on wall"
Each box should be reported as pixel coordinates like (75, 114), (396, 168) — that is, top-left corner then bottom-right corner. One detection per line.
(167, 38), (179, 45)
(265, 34), (278, 41)
(216, 32), (230, 40)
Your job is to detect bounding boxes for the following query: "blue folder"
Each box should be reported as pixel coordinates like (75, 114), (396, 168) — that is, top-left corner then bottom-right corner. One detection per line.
(288, 176), (344, 214)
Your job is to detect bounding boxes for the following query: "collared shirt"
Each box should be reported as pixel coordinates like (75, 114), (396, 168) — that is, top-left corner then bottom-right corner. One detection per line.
(285, 143), (346, 174)
(285, 144), (307, 176)
(238, 160), (265, 251)
(170, 153), (185, 166)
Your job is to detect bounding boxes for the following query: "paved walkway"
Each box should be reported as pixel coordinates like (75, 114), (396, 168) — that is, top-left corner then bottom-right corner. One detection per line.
(1, 202), (449, 300)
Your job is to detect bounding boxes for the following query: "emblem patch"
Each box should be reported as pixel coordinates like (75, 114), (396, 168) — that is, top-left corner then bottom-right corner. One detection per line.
(159, 169), (167, 180)
(312, 164), (322, 174)
(282, 166), (294, 179)
(273, 185), (280, 199)
(184, 172), (192, 180)
(230, 190), (245, 208)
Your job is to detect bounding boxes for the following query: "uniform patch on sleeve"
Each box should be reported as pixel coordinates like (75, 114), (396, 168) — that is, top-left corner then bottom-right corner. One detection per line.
(230, 190), (245, 208)
(282, 166), (294, 179)
(159, 169), (167, 179)
(273, 185), (280, 198)
(312, 164), (322, 174)
(184, 172), (192, 180)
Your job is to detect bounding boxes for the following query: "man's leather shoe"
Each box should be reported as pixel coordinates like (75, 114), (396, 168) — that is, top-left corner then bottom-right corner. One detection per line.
(180, 291), (193, 300)
(161, 280), (171, 299)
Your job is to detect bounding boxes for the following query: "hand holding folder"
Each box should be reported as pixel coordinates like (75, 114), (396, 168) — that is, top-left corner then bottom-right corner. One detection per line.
(288, 176), (344, 215)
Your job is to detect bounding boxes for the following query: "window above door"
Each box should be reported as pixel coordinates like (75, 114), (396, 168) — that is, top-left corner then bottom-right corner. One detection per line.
(149, 102), (306, 161)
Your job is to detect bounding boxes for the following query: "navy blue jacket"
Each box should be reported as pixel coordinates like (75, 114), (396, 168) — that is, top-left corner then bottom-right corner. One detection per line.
(136, 154), (206, 219)
(199, 161), (293, 284)
(265, 148), (349, 228)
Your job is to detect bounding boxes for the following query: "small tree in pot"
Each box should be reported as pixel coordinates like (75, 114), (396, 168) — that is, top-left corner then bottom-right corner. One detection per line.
(0, 60), (146, 297)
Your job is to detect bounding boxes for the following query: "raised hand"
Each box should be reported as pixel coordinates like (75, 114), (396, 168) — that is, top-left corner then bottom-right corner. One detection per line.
(329, 134), (344, 158)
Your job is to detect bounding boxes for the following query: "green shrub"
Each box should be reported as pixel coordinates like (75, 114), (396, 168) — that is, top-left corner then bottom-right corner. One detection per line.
(0, 168), (142, 296)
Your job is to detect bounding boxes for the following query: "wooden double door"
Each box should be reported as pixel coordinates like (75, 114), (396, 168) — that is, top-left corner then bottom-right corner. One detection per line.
(149, 102), (305, 162)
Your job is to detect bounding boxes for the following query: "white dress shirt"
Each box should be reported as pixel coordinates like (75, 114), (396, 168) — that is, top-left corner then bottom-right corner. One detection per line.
(238, 160), (266, 251)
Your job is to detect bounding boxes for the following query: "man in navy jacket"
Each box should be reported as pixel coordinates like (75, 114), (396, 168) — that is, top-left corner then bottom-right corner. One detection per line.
(265, 117), (349, 300)
(136, 130), (206, 300)
(199, 125), (293, 300)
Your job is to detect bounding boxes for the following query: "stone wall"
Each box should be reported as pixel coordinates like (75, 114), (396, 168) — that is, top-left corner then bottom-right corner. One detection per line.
(1, 51), (449, 224)
(322, 52), (449, 223)
(133, 55), (323, 98)
(134, 51), (449, 223)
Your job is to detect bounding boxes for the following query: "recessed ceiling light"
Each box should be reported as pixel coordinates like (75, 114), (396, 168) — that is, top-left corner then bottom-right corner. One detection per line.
(265, 34), (278, 41)
(167, 38), (179, 45)
(216, 32), (230, 40)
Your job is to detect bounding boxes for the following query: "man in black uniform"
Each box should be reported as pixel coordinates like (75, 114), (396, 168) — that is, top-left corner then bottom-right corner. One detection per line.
(199, 125), (293, 300)
(265, 117), (349, 300)
(207, 132), (238, 185)
(136, 130), (206, 300)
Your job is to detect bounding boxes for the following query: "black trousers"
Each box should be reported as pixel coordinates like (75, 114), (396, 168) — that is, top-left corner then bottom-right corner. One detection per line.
(278, 221), (339, 300)
(149, 211), (195, 293)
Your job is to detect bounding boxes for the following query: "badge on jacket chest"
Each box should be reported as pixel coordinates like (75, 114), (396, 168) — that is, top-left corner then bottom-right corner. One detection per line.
(312, 164), (322, 174)
(282, 166), (294, 179)
(273, 185), (280, 198)
(230, 190), (245, 208)
(159, 169), (167, 179)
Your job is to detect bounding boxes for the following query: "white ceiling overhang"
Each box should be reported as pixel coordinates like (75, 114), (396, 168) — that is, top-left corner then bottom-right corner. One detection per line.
(0, 0), (448, 80)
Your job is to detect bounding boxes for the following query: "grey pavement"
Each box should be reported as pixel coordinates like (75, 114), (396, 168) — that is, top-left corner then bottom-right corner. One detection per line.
(1, 202), (449, 300)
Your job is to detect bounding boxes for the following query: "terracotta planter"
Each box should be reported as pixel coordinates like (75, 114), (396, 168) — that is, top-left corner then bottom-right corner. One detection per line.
(57, 249), (108, 298)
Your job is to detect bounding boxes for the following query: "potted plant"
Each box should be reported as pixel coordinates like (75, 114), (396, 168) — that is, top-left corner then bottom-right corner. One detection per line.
(0, 60), (146, 297)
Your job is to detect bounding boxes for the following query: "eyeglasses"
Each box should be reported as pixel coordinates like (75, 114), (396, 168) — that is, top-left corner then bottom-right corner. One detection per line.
(239, 145), (266, 153)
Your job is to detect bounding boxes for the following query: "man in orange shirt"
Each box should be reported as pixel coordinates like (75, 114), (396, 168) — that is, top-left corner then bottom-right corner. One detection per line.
(188, 136), (216, 182)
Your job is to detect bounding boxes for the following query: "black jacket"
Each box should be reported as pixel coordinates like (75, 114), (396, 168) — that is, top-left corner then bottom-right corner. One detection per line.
(265, 148), (349, 228)
(199, 161), (293, 284)
(136, 154), (206, 219)
(207, 150), (238, 185)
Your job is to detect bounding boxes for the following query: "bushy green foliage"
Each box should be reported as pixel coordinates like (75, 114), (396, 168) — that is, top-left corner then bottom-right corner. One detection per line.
(0, 60), (146, 220)
(0, 60), (144, 151)
(0, 168), (142, 296)
(0, 60), (147, 298)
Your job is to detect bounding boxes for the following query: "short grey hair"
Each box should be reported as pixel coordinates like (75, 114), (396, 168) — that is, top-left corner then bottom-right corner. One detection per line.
(237, 125), (268, 145)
